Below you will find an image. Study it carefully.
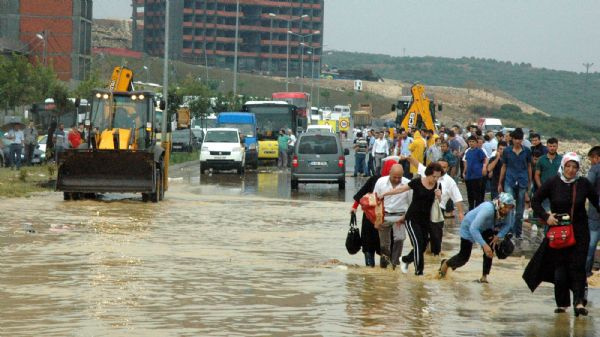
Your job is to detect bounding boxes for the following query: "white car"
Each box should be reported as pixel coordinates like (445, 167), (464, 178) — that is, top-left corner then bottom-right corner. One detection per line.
(200, 128), (245, 174)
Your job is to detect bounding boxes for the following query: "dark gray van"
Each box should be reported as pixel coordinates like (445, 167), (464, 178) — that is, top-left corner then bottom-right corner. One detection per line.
(291, 132), (349, 190)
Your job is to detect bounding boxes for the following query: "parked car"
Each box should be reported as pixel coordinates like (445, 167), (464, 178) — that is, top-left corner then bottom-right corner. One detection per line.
(200, 128), (245, 174)
(291, 132), (349, 190)
(171, 128), (202, 152)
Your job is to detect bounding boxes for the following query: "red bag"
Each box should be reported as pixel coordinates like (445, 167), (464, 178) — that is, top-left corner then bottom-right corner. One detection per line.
(546, 184), (576, 249)
(360, 193), (384, 227)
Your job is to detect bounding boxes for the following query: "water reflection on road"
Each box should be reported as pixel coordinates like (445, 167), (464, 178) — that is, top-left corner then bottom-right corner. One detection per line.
(0, 164), (598, 336)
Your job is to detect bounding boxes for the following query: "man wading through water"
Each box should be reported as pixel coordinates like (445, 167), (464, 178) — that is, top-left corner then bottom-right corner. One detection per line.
(373, 162), (412, 269)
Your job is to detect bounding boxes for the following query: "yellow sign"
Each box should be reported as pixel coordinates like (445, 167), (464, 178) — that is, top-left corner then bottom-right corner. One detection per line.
(318, 120), (338, 132)
(339, 117), (350, 132)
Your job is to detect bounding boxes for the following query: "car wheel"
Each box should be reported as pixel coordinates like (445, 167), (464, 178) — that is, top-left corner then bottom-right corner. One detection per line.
(338, 179), (345, 190)
(63, 192), (71, 201)
(142, 193), (149, 202)
(237, 164), (243, 175)
(291, 179), (299, 190)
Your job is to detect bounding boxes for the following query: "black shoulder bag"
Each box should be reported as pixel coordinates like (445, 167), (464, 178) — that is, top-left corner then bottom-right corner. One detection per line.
(345, 213), (362, 255)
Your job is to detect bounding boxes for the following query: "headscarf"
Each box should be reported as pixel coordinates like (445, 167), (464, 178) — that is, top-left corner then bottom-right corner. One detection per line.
(380, 156), (400, 177)
(493, 192), (516, 219)
(558, 152), (581, 183)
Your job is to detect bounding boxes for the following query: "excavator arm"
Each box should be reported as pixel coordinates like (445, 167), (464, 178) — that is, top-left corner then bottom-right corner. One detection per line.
(399, 84), (437, 131)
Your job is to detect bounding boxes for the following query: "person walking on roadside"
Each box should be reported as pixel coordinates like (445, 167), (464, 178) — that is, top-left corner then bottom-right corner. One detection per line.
(439, 193), (515, 283)
(530, 133), (547, 158)
(6, 124), (25, 170)
(534, 138), (562, 225)
(367, 129), (376, 176)
(373, 161), (412, 269)
(487, 141), (507, 201)
(586, 146), (600, 276)
(353, 132), (368, 177)
(380, 162), (443, 276)
(286, 128), (296, 167)
(406, 156), (466, 255)
(46, 121), (57, 163)
(464, 135), (488, 210)
(23, 121), (38, 166)
(398, 128), (413, 179)
(53, 123), (67, 162)
(524, 153), (600, 316)
(408, 130), (426, 176)
(351, 160), (402, 267)
(68, 125), (82, 149)
(373, 131), (390, 174)
(277, 129), (289, 169)
(498, 129), (532, 239)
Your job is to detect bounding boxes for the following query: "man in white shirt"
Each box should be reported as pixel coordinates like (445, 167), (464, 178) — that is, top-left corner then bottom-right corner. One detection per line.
(405, 155), (465, 256)
(6, 124), (25, 170)
(373, 163), (412, 269)
(287, 129), (296, 167)
(373, 131), (389, 174)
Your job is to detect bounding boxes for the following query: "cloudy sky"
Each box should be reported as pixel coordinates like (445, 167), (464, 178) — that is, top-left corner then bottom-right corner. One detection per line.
(93, 0), (600, 72)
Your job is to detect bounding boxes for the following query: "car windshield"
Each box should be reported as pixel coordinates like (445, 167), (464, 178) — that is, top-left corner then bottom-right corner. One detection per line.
(204, 130), (239, 143)
(218, 123), (254, 137)
(191, 129), (203, 139)
(193, 118), (217, 129)
(172, 130), (191, 141)
(244, 105), (294, 140)
(298, 135), (338, 154)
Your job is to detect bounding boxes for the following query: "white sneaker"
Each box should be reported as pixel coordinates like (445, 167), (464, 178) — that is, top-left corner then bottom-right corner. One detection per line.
(400, 261), (409, 274)
(531, 224), (538, 231)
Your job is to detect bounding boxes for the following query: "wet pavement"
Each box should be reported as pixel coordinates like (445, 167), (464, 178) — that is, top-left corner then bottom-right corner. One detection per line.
(1, 158), (600, 336)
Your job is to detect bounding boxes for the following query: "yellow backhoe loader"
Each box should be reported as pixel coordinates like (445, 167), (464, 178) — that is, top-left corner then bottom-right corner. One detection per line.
(392, 84), (442, 131)
(56, 66), (170, 202)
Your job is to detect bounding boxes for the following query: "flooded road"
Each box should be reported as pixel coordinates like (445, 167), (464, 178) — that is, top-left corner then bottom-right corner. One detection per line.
(1, 162), (599, 336)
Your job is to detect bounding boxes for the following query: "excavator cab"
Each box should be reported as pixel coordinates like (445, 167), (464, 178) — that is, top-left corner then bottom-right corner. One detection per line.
(56, 89), (167, 202)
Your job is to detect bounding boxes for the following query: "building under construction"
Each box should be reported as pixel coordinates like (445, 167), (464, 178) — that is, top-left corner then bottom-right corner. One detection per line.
(132, 0), (323, 77)
(0, 0), (93, 81)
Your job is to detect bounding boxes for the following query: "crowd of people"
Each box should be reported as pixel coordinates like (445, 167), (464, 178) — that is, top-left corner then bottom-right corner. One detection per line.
(351, 123), (600, 316)
(0, 121), (90, 169)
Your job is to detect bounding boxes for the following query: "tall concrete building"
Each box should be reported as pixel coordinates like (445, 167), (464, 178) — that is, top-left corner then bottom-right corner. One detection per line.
(132, 0), (323, 77)
(0, 0), (92, 81)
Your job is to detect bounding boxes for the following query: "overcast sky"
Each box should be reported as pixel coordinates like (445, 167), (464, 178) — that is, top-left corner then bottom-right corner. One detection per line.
(94, 0), (600, 72)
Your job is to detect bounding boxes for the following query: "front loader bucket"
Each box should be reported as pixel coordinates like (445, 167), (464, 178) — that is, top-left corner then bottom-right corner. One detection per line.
(56, 150), (156, 193)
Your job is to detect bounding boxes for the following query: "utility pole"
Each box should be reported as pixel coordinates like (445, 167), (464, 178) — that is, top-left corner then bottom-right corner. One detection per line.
(233, 0), (240, 98)
(162, 0), (170, 175)
(583, 62), (594, 86)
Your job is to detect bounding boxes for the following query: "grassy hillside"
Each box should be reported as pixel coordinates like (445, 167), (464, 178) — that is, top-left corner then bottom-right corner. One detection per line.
(322, 51), (600, 126)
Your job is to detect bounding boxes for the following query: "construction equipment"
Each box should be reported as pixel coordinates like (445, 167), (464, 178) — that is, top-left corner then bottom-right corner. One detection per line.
(352, 103), (373, 127)
(56, 66), (170, 202)
(392, 84), (441, 131)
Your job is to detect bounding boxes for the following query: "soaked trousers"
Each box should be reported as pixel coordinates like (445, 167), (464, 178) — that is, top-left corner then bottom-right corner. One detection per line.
(446, 229), (494, 276)
(426, 221), (444, 256)
(379, 217), (406, 268)
(402, 219), (428, 275)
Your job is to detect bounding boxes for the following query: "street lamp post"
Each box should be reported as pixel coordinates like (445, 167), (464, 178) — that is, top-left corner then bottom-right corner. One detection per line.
(283, 14), (308, 92)
(268, 13), (276, 75)
(143, 65), (149, 83)
(233, 0), (240, 98)
(288, 30), (320, 93)
(35, 31), (47, 66)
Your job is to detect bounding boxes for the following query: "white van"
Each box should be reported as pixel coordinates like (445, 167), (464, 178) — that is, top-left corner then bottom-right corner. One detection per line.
(200, 128), (245, 174)
(478, 118), (503, 132)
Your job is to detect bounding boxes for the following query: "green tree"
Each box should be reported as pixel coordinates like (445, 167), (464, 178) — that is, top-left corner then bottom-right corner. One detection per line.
(73, 70), (104, 100)
(320, 89), (330, 106)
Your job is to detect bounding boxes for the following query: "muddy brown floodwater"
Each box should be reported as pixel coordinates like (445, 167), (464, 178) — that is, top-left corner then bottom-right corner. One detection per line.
(1, 166), (599, 336)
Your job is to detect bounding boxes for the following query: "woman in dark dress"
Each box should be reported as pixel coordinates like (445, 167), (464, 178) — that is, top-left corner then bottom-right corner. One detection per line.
(351, 158), (399, 267)
(380, 162), (443, 275)
(524, 152), (600, 316)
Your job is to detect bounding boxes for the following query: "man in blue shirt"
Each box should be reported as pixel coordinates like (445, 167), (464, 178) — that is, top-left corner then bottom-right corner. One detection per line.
(463, 136), (488, 210)
(499, 129), (532, 239)
(439, 193), (515, 283)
